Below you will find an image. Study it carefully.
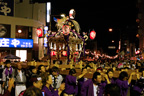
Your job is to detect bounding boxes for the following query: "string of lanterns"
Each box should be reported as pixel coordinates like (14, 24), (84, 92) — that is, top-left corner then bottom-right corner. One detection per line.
(85, 51), (118, 59)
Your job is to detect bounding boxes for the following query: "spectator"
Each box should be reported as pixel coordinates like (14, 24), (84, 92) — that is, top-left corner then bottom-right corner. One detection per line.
(14, 63), (26, 96)
(2, 60), (14, 92)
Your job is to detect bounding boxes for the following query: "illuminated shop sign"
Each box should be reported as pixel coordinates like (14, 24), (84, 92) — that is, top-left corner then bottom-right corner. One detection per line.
(44, 37), (47, 47)
(0, 38), (33, 48)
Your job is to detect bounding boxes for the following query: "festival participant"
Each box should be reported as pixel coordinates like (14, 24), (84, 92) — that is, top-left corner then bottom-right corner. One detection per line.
(80, 72), (110, 96)
(106, 69), (115, 84)
(104, 84), (121, 96)
(41, 73), (65, 96)
(117, 61), (124, 69)
(131, 79), (144, 96)
(112, 66), (116, 72)
(96, 67), (103, 73)
(14, 63), (26, 96)
(2, 60), (14, 92)
(123, 67), (129, 72)
(130, 68), (144, 96)
(115, 71), (136, 96)
(37, 65), (46, 75)
(77, 68), (88, 96)
(64, 68), (87, 96)
(45, 65), (50, 73)
(50, 66), (63, 89)
(29, 76), (43, 90)
(28, 66), (37, 77)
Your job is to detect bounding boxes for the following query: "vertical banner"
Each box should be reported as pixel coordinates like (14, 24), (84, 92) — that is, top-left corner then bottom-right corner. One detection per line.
(0, 0), (14, 16)
(46, 2), (51, 23)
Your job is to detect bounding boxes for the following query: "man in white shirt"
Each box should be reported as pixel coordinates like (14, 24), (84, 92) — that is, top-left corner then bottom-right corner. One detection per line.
(81, 72), (110, 96)
(14, 63), (26, 96)
(93, 84), (98, 96)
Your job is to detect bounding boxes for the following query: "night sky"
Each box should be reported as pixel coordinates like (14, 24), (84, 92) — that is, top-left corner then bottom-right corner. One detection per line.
(45, 0), (137, 55)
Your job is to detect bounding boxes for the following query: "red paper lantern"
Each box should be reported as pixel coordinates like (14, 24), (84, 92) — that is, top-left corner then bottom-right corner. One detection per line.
(36, 28), (43, 37)
(74, 52), (79, 55)
(90, 31), (96, 40)
(51, 51), (56, 56)
(62, 51), (67, 56)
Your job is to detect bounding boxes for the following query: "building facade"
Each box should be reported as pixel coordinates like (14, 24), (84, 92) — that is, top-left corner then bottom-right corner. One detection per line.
(0, 0), (47, 61)
(137, 0), (144, 50)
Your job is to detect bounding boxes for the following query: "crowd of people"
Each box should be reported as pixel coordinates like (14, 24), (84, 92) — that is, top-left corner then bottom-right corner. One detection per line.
(0, 59), (143, 96)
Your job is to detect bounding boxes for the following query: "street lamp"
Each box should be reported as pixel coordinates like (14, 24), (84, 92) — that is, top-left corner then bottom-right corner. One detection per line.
(18, 29), (22, 33)
(112, 40), (114, 43)
(109, 28), (113, 32)
(108, 28), (121, 50)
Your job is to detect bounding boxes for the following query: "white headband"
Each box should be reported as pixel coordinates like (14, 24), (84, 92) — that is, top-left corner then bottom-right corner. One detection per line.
(37, 77), (42, 81)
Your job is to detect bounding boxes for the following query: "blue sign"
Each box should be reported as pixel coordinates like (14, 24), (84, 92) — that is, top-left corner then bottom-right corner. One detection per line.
(0, 0), (14, 16)
(0, 38), (33, 48)
(44, 37), (47, 47)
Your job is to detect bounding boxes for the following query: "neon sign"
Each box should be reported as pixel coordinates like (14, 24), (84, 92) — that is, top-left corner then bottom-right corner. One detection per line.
(0, 38), (33, 48)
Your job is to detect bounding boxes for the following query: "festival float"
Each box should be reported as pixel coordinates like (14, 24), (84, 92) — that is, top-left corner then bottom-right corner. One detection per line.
(45, 9), (88, 65)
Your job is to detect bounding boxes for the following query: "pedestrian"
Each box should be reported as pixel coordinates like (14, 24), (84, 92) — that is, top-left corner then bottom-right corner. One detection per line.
(2, 60), (14, 93)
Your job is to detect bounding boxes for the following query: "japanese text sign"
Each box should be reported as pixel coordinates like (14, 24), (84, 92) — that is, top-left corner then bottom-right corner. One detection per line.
(0, 38), (33, 48)
(0, 0), (14, 16)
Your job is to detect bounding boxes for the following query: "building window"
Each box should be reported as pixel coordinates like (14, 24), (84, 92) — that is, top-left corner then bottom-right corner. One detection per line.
(16, 50), (27, 61)
(16, 25), (32, 39)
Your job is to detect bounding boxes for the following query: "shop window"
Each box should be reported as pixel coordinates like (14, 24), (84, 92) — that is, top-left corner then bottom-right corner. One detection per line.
(16, 50), (27, 61)
(16, 26), (32, 39)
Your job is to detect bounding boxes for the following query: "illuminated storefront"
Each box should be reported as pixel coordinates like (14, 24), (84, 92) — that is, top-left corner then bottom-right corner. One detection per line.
(0, 38), (33, 61)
